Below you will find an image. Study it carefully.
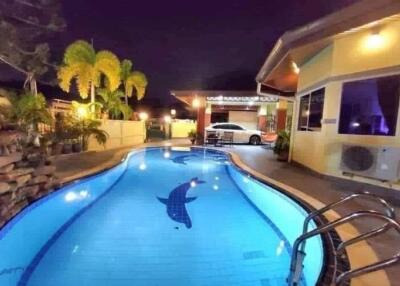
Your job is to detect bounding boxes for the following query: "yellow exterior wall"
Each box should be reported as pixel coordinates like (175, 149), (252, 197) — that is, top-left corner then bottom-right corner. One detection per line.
(332, 20), (400, 76)
(171, 121), (196, 138)
(88, 120), (146, 151)
(293, 18), (400, 188)
(298, 45), (333, 90)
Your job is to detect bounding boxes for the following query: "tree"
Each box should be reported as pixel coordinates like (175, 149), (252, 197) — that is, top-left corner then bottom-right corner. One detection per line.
(120, 59), (148, 104)
(0, 0), (65, 94)
(97, 88), (133, 120)
(57, 40), (121, 114)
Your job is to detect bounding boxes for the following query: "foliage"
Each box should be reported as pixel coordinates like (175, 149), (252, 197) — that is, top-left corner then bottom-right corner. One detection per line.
(77, 118), (109, 150)
(0, 0), (66, 89)
(58, 40), (121, 99)
(273, 130), (291, 155)
(52, 113), (108, 150)
(0, 91), (52, 131)
(188, 129), (197, 139)
(120, 59), (148, 102)
(97, 89), (133, 120)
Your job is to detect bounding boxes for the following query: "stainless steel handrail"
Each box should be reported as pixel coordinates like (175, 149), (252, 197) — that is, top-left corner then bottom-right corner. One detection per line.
(287, 210), (400, 286)
(300, 192), (395, 254)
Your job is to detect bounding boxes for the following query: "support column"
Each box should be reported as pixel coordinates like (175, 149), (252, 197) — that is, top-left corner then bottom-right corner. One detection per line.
(196, 107), (206, 144)
(257, 105), (267, 131)
(276, 100), (288, 132)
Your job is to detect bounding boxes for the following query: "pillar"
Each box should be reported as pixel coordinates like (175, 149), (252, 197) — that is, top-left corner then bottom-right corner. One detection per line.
(257, 105), (267, 131)
(276, 100), (288, 132)
(196, 107), (206, 144)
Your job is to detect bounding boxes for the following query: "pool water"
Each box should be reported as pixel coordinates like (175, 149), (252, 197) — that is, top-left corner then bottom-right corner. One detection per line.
(0, 148), (323, 286)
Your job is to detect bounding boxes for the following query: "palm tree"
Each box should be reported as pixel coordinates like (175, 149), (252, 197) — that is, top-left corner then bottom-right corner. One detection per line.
(57, 40), (121, 114)
(97, 88), (133, 120)
(120, 59), (148, 104)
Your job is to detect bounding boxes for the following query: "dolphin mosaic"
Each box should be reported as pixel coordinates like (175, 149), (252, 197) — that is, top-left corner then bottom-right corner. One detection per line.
(157, 177), (205, 228)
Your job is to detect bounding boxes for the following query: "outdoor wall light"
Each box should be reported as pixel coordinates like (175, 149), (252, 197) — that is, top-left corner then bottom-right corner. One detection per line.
(139, 112), (148, 121)
(170, 109), (176, 116)
(164, 115), (172, 123)
(292, 61), (300, 74)
(365, 30), (384, 50)
(192, 97), (200, 108)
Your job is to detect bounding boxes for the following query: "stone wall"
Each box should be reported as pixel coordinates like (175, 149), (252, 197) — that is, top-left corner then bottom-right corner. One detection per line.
(0, 131), (59, 228)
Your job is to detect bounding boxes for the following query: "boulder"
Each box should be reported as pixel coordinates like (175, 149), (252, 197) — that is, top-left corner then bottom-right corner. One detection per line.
(28, 175), (47, 185)
(0, 163), (14, 174)
(0, 182), (10, 194)
(0, 152), (22, 168)
(14, 174), (32, 188)
(0, 168), (34, 181)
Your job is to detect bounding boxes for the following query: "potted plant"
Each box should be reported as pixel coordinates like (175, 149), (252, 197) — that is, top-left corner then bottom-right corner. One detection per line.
(188, 129), (197, 145)
(273, 130), (290, 161)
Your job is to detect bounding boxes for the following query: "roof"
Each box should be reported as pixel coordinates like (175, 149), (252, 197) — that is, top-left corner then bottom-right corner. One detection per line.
(171, 90), (277, 106)
(256, 0), (400, 92)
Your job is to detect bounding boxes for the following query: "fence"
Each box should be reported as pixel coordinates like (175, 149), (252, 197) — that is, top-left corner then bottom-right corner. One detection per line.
(88, 119), (146, 150)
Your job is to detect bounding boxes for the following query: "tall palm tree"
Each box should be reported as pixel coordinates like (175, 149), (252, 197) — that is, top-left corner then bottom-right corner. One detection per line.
(57, 40), (121, 114)
(120, 59), (148, 104)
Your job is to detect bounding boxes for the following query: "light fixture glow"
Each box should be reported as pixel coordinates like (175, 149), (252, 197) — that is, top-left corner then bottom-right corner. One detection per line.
(139, 163), (147, 170)
(170, 109), (176, 116)
(292, 61), (300, 74)
(164, 115), (172, 123)
(365, 32), (384, 50)
(351, 122), (360, 127)
(213, 184), (219, 191)
(65, 192), (78, 202)
(192, 97), (200, 108)
(139, 112), (148, 121)
(190, 181), (197, 188)
(164, 151), (171, 158)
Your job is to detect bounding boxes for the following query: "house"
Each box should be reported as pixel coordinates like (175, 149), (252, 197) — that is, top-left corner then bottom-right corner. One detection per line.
(171, 90), (292, 141)
(256, 0), (400, 187)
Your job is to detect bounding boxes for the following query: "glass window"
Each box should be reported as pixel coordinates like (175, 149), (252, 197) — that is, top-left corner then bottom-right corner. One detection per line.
(339, 75), (400, 136)
(298, 94), (310, 131)
(228, 124), (243, 130)
(298, 88), (325, 131)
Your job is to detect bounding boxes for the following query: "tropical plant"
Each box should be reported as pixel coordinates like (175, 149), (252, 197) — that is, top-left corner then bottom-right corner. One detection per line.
(120, 59), (148, 104)
(51, 113), (108, 151)
(57, 40), (121, 112)
(273, 130), (291, 160)
(0, 91), (52, 132)
(97, 89), (133, 120)
(77, 119), (109, 150)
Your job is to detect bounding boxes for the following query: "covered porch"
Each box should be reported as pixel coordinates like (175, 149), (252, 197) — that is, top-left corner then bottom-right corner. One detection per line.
(171, 90), (293, 142)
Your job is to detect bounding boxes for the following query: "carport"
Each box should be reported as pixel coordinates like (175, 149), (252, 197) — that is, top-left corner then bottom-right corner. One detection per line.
(171, 90), (292, 142)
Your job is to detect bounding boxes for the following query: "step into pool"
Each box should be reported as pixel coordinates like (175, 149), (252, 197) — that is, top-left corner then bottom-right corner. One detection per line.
(0, 147), (324, 286)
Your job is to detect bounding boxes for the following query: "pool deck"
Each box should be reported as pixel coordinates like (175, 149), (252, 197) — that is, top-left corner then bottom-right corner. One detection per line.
(53, 140), (400, 286)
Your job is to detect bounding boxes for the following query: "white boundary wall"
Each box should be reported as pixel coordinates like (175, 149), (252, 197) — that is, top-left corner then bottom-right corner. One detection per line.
(88, 119), (146, 150)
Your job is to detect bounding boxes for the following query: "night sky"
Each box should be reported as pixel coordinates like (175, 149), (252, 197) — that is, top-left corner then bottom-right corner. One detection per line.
(30, 1), (361, 107)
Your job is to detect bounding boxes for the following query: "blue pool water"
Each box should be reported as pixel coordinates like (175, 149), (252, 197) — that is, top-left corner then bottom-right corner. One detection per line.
(0, 147), (323, 286)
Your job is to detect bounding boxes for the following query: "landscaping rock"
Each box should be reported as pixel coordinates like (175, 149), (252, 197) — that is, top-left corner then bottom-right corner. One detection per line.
(0, 163), (14, 174)
(28, 175), (48, 185)
(0, 152), (22, 168)
(20, 185), (40, 198)
(14, 174), (32, 188)
(0, 168), (34, 181)
(0, 182), (10, 194)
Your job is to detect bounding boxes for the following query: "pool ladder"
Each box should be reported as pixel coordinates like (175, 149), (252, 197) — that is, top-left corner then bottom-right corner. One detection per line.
(287, 192), (400, 286)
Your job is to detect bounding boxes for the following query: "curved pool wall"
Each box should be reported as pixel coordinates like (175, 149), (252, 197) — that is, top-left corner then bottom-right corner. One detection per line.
(0, 147), (323, 286)
(226, 165), (324, 286)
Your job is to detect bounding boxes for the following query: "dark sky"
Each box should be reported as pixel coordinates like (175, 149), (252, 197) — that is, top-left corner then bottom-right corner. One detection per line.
(59, 0), (357, 105)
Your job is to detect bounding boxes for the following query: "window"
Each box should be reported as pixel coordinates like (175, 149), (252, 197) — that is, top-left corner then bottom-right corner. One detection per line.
(298, 88), (325, 131)
(227, 124), (243, 130)
(339, 75), (400, 136)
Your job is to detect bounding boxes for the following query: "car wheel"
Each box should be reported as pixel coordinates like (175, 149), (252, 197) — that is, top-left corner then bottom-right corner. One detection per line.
(249, 135), (261, 145)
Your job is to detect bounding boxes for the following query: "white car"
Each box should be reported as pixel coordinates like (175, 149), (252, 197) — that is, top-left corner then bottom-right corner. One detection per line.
(205, 123), (265, 145)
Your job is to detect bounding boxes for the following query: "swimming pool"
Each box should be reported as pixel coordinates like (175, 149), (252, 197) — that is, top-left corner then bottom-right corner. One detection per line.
(0, 147), (324, 286)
